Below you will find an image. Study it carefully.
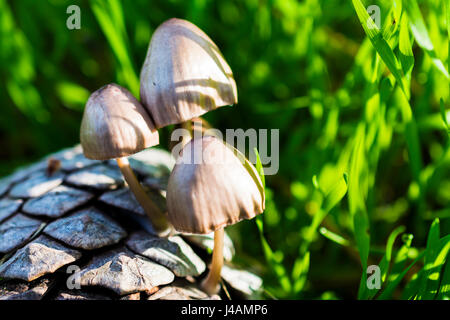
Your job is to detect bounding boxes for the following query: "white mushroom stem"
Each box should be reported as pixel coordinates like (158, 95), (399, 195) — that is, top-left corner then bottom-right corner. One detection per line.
(201, 227), (224, 295)
(116, 157), (170, 235)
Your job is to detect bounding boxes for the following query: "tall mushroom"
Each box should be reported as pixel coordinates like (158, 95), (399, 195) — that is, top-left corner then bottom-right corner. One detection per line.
(166, 136), (265, 294)
(80, 83), (170, 235)
(140, 18), (237, 140)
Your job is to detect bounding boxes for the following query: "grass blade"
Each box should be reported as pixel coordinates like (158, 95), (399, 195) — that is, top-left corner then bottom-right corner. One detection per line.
(416, 219), (440, 299)
(437, 255), (450, 299)
(404, 0), (449, 79)
(398, 15), (414, 80)
(440, 98), (449, 134)
(292, 170), (348, 295)
(254, 148), (265, 189)
(417, 221), (450, 299)
(292, 251), (310, 294)
(367, 226), (406, 299)
(319, 227), (351, 247)
(91, 0), (139, 96)
(351, 0), (409, 99)
(378, 250), (426, 299)
(255, 216), (292, 294)
(348, 124), (371, 299)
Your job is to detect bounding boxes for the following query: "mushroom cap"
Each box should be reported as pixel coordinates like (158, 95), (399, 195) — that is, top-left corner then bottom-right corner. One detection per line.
(166, 136), (264, 234)
(80, 84), (159, 160)
(140, 18), (238, 129)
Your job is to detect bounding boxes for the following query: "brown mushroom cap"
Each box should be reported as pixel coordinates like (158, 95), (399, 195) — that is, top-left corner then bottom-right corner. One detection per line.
(80, 84), (159, 160)
(140, 18), (238, 129)
(166, 136), (264, 234)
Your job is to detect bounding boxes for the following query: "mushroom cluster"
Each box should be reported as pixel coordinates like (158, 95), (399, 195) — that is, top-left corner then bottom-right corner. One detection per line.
(80, 18), (265, 296)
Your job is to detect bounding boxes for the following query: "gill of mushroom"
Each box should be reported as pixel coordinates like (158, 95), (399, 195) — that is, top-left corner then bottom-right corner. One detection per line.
(139, 18), (237, 150)
(80, 83), (171, 236)
(166, 136), (265, 295)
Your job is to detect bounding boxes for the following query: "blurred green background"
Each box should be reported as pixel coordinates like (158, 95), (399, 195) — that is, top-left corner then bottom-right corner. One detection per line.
(0, 0), (449, 299)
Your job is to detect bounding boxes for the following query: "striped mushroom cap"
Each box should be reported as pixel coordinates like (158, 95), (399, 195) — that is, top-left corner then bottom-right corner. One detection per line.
(80, 83), (159, 160)
(166, 136), (264, 234)
(140, 18), (238, 129)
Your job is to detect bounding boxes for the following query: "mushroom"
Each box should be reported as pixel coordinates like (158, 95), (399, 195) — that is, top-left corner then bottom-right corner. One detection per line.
(140, 18), (237, 137)
(80, 83), (170, 235)
(166, 136), (265, 294)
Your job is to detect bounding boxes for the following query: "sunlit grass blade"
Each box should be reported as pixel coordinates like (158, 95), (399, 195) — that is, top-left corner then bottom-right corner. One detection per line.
(351, 0), (409, 99)
(319, 227), (350, 247)
(254, 148), (265, 189)
(300, 172), (348, 252)
(431, 238), (450, 298)
(255, 216), (292, 294)
(440, 98), (449, 134)
(402, 268), (423, 300)
(291, 251), (310, 294)
(399, 15), (414, 80)
(91, 0), (139, 96)
(384, 226), (407, 270)
(416, 220), (450, 299)
(378, 250), (426, 299)
(368, 225), (406, 299)
(348, 124), (371, 299)
(322, 173), (348, 214)
(380, 0), (401, 43)
(292, 171), (348, 295)
(404, 0), (449, 79)
(416, 219), (440, 299)
(437, 251), (450, 299)
(108, 0), (127, 39)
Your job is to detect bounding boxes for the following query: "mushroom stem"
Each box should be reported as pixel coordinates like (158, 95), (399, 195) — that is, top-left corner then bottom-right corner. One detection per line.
(201, 227), (224, 295)
(184, 118), (209, 143)
(116, 157), (170, 235)
(180, 120), (193, 148)
(171, 118), (210, 153)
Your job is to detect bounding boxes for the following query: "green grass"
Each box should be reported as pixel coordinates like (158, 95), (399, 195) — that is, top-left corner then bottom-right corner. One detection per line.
(0, 0), (449, 299)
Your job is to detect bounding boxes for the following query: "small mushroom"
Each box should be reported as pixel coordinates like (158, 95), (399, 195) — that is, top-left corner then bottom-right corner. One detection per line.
(166, 136), (265, 294)
(140, 18), (238, 131)
(80, 83), (170, 235)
